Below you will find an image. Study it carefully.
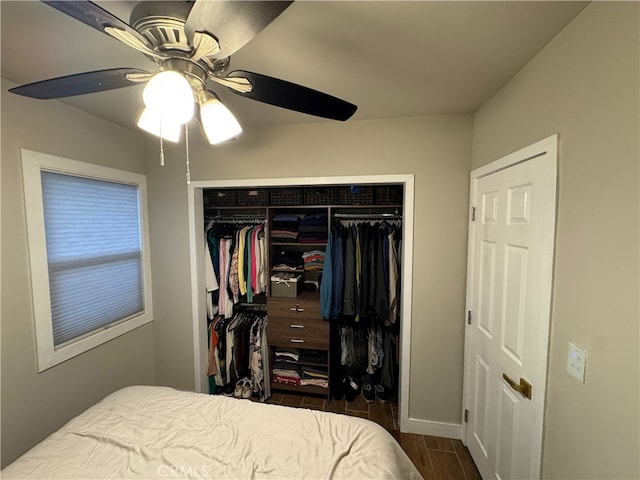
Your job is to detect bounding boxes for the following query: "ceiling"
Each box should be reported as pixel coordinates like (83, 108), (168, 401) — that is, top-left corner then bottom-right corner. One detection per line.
(1, 1), (588, 132)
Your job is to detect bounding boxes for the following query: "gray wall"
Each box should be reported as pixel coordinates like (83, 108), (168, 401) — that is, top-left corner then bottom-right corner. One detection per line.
(3, 3), (637, 477)
(146, 115), (473, 424)
(0, 80), (157, 467)
(471, 3), (639, 478)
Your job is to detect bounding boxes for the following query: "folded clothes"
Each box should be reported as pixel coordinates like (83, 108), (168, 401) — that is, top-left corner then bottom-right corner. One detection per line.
(299, 238), (327, 244)
(302, 250), (325, 258)
(273, 264), (304, 272)
(273, 214), (301, 223)
(273, 374), (300, 386)
(271, 230), (299, 240)
(298, 225), (328, 233)
(302, 371), (328, 380)
(274, 360), (301, 371)
(300, 379), (328, 388)
(273, 369), (300, 379)
(303, 258), (324, 264)
(302, 366), (328, 376)
(275, 348), (300, 362)
(300, 213), (328, 227)
(301, 350), (328, 364)
(304, 266), (323, 272)
(272, 251), (303, 268)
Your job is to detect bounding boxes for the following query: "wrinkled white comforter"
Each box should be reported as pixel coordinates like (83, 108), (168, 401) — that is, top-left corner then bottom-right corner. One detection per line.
(3, 386), (422, 479)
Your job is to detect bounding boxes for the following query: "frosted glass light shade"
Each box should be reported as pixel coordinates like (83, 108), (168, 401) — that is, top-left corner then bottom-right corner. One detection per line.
(142, 71), (194, 125)
(137, 107), (182, 142)
(200, 96), (243, 144)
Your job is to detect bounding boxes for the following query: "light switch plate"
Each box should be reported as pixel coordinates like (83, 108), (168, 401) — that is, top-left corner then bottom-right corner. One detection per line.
(567, 342), (587, 383)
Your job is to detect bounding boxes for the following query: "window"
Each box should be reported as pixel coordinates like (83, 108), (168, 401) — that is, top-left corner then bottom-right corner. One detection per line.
(22, 150), (153, 371)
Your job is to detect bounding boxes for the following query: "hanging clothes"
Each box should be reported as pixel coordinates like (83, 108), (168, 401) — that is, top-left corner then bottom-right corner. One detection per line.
(205, 240), (219, 319)
(321, 217), (402, 400)
(319, 232), (333, 319)
(205, 221), (268, 317)
(207, 311), (269, 401)
(387, 227), (400, 325)
(342, 225), (357, 317)
(330, 224), (344, 320)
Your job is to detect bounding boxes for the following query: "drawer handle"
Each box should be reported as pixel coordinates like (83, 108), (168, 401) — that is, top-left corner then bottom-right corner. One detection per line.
(290, 324), (305, 329)
(290, 339), (305, 343)
(289, 305), (305, 313)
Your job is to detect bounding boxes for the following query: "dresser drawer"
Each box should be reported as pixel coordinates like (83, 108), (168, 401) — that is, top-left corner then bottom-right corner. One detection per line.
(267, 316), (329, 350)
(268, 295), (321, 320)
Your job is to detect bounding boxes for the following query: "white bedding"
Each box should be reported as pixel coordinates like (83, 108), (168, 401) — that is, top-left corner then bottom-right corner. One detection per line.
(2, 386), (422, 479)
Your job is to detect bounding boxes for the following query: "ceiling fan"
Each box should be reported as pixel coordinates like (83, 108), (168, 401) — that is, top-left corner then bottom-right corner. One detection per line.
(9, 0), (358, 144)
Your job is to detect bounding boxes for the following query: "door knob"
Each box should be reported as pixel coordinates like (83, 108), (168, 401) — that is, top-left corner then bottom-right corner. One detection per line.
(502, 373), (532, 400)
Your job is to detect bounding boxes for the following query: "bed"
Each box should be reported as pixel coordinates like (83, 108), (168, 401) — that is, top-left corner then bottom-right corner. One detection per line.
(2, 385), (422, 479)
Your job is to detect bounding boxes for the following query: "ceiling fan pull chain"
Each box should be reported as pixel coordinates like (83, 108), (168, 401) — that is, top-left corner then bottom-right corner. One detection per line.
(185, 123), (191, 185)
(159, 123), (165, 167)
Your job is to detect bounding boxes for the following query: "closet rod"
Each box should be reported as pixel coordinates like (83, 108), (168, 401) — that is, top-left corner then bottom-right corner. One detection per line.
(213, 214), (266, 219)
(334, 213), (402, 219)
(207, 214), (266, 225)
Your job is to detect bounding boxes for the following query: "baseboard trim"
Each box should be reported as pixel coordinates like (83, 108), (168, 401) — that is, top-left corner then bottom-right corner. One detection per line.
(402, 417), (462, 439)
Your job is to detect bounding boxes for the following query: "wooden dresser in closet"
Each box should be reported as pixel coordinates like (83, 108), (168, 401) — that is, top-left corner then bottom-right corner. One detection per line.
(267, 291), (330, 397)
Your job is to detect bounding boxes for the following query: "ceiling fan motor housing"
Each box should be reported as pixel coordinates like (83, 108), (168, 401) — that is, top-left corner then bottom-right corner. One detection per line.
(130, 1), (193, 55)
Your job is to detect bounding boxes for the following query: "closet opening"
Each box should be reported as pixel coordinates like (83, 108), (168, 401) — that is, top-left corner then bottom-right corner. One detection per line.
(187, 175), (414, 430)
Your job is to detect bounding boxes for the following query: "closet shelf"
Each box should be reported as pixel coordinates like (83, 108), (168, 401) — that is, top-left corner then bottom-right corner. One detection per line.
(270, 382), (327, 396)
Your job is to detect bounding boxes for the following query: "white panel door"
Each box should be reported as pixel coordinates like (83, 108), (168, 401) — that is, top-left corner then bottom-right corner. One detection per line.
(464, 136), (557, 479)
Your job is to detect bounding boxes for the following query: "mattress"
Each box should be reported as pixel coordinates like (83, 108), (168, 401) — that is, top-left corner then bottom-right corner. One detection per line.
(2, 385), (422, 479)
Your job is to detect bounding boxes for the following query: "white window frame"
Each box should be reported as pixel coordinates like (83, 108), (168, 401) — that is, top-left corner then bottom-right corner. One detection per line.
(22, 149), (153, 372)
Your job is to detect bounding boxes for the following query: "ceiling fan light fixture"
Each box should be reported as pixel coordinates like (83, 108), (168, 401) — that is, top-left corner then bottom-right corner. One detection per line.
(142, 70), (194, 125)
(198, 91), (243, 145)
(137, 107), (182, 142)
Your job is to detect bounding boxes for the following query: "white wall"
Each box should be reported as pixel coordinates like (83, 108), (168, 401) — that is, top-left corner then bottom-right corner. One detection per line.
(145, 115), (473, 425)
(471, 3), (639, 478)
(0, 79), (157, 467)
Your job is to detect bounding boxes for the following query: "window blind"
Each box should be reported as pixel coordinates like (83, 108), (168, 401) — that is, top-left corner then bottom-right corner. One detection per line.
(41, 171), (145, 347)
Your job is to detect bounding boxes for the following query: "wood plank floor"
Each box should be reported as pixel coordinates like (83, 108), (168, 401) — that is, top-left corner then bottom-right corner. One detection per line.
(266, 391), (482, 480)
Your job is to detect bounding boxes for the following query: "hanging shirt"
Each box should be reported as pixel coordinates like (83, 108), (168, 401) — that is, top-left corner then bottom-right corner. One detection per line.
(374, 227), (390, 322)
(229, 230), (240, 303)
(342, 225), (356, 316)
(330, 225), (344, 320)
(320, 231), (333, 319)
(388, 227), (399, 325)
(246, 226), (254, 302)
(354, 225), (362, 322)
(205, 240), (219, 319)
(257, 229), (268, 293)
(218, 238), (234, 318)
(237, 226), (248, 295)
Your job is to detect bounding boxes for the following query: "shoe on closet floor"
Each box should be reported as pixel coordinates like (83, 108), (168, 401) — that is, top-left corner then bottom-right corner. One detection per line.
(374, 384), (389, 403)
(344, 377), (360, 402)
(362, 383), (375, 403)
(242, 378), (254, 399)
(234, 379), (245, 398)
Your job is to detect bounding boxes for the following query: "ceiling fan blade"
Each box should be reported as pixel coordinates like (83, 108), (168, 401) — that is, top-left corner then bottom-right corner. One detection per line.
(9, 68), (151, 99)
(225, 70), (357, 121)
(185, 1), (293, 58)
(42, 1), (152, 50)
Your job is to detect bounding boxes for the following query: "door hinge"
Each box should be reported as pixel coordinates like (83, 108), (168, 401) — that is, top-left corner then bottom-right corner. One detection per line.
(464, 409), (469, 423)
(467, 311), (472, 325)
(471, 207), (476, 221)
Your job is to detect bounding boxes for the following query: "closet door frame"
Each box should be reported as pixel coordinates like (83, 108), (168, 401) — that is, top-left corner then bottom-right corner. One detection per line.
(187, 174), (414, 430)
